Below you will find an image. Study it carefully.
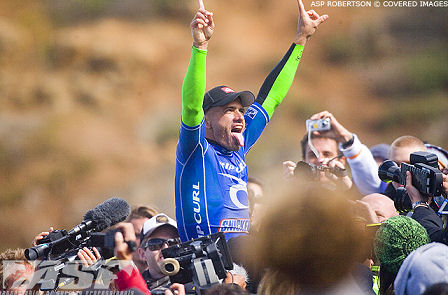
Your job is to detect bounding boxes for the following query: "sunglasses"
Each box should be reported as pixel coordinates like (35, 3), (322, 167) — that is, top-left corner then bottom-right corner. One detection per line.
(142, 237), (180, 251)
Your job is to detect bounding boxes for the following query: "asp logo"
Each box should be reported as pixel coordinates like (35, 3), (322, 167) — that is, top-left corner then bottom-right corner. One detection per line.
(2, 260), (125, 291)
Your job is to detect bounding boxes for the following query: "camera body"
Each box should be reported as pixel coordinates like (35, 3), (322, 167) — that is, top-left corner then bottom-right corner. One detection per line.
(160, 232), (233, 291)
(378, 151), (444, 212)
(295, 161), (347, 180)
(306, 118), (331, 132)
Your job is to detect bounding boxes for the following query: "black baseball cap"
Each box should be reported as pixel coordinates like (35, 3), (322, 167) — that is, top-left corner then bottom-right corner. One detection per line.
(203, 85), (255, 113)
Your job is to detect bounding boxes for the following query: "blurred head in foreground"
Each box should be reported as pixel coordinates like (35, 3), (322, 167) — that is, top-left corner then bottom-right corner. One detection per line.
(252, 185), (367, 294)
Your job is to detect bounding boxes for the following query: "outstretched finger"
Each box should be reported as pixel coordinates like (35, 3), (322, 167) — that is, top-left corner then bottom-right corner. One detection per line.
(297, 0), (308, 16)
(198, 0), (205, 10)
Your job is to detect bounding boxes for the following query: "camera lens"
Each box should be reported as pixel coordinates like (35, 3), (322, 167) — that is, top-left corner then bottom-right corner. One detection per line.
(378, 160), (401, 183)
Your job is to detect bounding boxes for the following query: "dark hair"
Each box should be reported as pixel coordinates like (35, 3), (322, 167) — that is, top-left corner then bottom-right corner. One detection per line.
(423, 283), (448, 295)
(204, 283), (249, 295)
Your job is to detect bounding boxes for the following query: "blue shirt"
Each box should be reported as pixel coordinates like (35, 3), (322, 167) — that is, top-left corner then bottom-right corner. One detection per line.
(175, 102), (269, 241)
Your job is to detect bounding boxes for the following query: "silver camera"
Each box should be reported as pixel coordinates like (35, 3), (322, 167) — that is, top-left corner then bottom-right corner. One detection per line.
(306, 118), (331, 132)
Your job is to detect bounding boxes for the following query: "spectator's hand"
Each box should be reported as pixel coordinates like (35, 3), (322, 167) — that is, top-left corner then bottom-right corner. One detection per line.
(295, 0), (328, 45)
(32, 227), (54, 246)
(77, 247), (101, 268)
(352, 200), (379, 224)
(326, 159), (352, 191)
(283, 161), (297, 178)
(114, 222), (137, 261)
(164, 283), (186, 295)
(405, 171), (428, 204)
(310, 111), (353, 145)
(191, 0), (214, 50)
(224, 272), (247, 290)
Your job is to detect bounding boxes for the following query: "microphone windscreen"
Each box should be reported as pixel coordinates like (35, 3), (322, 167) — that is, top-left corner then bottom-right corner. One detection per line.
(83, 197), (130, 231)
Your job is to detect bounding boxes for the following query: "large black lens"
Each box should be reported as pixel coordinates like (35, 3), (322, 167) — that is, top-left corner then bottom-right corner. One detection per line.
(378, 160), (401, 183)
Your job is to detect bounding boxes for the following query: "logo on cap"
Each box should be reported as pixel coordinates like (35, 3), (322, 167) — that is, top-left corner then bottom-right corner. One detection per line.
(156, 215), (169, 224)
(221, 87), (235, 93)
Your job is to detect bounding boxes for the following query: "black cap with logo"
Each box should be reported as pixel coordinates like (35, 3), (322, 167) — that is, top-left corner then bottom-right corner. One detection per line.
(202, 85), (255, 113)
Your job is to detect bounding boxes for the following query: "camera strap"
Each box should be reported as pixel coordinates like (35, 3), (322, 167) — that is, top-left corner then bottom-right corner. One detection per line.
(307, 128), (320, 160)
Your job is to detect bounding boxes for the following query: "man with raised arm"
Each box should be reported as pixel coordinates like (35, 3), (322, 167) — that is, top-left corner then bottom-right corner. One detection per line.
(175, 0), (328, 241)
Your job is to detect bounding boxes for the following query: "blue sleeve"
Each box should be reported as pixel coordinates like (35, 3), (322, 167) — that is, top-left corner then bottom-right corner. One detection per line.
(177, 119), (209, 165)
(241, 102), (269, 155)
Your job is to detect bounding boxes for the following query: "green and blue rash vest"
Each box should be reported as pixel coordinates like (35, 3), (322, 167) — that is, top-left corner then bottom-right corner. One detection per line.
(175, 43), (304, 242)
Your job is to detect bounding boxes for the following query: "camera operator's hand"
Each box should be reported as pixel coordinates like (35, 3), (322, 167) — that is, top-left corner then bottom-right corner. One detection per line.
(32, 226), (54, 246)
(310, 111), (353, 145)
(78, 247), (101, 267)
(282, 161), (297, 178)
(164, 283), (185, 295)
(114, 222), (137, 261)
(405, 171), (431, 205)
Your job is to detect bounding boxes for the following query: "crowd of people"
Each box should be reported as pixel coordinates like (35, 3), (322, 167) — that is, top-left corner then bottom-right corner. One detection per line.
(2, 0), (448, 294)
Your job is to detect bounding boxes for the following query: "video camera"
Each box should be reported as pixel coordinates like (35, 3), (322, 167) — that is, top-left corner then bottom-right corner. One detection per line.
(295, 161), (347, 180)
(378, 151), (444, 212)
(23, 198), (131, 291)
(159, 232), (233, 294)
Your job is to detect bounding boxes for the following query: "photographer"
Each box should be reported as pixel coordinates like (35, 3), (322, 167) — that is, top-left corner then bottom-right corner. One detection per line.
(113, 222), (186, 295)
(136, 213), (184, 293)
(383, 136), (428, 209)
(405, 170), (448, 244)
(284, 110), (381, 195)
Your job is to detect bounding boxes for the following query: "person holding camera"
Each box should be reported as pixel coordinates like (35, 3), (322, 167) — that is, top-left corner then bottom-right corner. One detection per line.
(405, 169), (448, 244)
(175, 0), (328, 242)
(136, 214), (185, 293)
(113, 222), (186, 295)
(284, 110), (381, 195)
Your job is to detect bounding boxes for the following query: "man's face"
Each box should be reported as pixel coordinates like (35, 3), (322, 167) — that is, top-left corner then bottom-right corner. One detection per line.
(305, 137), (340, 166)
(204, 99), (245, 151)
(138, 226), (179, 279)
(390, 145), (426, 166)
(129, 217), (149, 271)
(129, 217), (149, 248)
(248, 182), (265, 230)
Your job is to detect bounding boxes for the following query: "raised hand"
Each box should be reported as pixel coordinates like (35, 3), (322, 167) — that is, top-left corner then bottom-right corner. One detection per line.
(191, 0), (214, 50)
(309, 110), (352, 144)
(295, 0), (328, 45)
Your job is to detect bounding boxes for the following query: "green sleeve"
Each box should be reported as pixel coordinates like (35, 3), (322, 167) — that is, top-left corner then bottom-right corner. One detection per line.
(256, 44), (304, 119)
(181, 46), (207, 127)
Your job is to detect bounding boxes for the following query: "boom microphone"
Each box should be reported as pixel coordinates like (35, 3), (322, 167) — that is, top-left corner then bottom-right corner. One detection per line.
(69, 197), (131, 234)
(25, 197), (130, 260)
